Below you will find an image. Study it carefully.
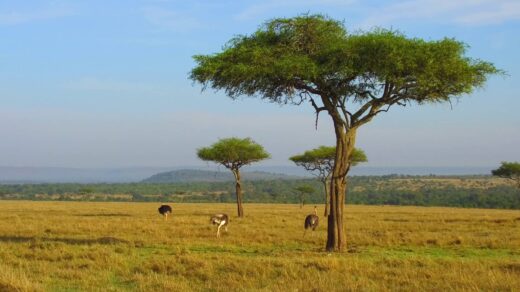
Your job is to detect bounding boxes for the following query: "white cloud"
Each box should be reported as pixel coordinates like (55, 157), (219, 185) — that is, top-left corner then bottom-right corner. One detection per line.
(456, 1), (520, 25)
(0, 6), (73, 25)
(359, 0), (520, 28)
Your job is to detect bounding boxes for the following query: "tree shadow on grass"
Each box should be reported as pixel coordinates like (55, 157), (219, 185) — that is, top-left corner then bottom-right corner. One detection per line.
(0, 235), (129, 245)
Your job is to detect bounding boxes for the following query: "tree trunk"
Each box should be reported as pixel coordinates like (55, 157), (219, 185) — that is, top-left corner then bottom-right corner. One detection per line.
(232, 170), (244, 217)
(326, 125), (357, 252)
(322, 179), (330, 217)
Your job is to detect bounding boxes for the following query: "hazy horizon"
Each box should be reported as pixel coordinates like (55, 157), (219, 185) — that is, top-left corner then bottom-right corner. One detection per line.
(0, 164), (501, 169)
(0, 165), (497, 184)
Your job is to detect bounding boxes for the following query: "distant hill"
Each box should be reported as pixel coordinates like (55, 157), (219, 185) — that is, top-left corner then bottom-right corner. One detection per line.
(141, 169), (302, 183)
(0, 166), (173, 184)
(0, 166), (493, 184)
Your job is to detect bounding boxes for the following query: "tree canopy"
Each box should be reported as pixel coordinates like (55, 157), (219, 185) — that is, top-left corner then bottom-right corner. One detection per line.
(197, 137), (270, 170)
(191, 14), (500, 129)
(290, 146), (367, 179)
(492, 162), (520, 188)
(295, 185), (315, 194)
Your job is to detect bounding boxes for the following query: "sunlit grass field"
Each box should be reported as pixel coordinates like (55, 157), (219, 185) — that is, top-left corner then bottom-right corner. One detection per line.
(0, 201), (519, 291)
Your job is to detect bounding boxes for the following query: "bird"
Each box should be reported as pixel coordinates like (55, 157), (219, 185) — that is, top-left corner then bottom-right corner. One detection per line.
(210, 213), (229, 238)
(158, 204), (172, 221)
(304, 206), (319, 236)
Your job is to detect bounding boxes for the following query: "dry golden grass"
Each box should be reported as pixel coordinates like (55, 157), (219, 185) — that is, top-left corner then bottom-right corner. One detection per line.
(0, 201), (519, 291)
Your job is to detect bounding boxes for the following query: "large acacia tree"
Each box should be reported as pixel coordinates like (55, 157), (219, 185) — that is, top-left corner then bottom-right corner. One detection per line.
(197, 137), (270, 217)
(290, 146), (367, 216)
(190, 15), (499, 251)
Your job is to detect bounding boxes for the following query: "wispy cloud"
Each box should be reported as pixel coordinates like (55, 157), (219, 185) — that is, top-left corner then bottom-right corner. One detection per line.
(0, 5), (74, 25)
(359, 0), (520, 28)
(235, 0), (356, 21)
(456, 1), (520, 25)
(142, 6), (202, 32)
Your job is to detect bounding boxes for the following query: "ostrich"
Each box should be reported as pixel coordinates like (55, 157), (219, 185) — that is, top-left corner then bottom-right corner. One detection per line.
(158, 204), (172, 221)
(304, 206), (319, 236)
(210, 213), (229, 238)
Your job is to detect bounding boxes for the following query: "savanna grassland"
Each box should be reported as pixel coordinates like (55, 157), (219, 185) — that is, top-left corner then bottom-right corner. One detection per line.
(0, 201), (519, 291)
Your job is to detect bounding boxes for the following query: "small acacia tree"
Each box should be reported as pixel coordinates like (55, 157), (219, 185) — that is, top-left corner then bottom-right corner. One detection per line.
(492, 162), (520, 189)
(290, 146), (367, 216)
(294, 185), (315, 208)
(190, 14), (499, 251)
(197, 137), (270, 217)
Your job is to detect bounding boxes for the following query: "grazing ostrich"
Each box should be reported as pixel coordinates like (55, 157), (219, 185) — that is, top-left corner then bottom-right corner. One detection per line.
(304, 206), (319, 236)
(210, 213), (229, 238)
(158, 204), (172, 221)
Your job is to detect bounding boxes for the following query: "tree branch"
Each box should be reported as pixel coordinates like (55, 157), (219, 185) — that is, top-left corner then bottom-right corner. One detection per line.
(354, 89), (378, 100)
(321, 95), (349, 129)
(354, 94), (407, 126)
(351, 98), (379, 124)
(295, 162), (329, 181)
(338, 96), (352, 128)
(293, 79), (322, 95)
(309, 96), (327, 130)
(350, 81), (417, 126)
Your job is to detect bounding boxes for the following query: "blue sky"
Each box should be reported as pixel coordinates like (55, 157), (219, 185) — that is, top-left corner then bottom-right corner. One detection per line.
(0, 0), (518, 168)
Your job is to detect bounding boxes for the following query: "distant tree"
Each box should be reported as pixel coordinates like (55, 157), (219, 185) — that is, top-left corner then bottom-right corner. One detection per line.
(197, 137), (270, 217)
(294, 185), (315, 208)
(492, 162), (520, 189)
(190, 14), (500, 251)
(290, 146), (367, 216)
(79, 187), (94, 194)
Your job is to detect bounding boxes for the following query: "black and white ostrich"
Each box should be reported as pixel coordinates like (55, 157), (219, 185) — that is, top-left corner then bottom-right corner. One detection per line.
(210, 213), (229, 238)
(158, 204), (172, 221)
(304, 206), (319, 236)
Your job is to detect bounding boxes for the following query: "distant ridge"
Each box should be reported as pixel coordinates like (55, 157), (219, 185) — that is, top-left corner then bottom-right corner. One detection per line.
(0, 166), (493, 184)
(141, 169), (302, 183)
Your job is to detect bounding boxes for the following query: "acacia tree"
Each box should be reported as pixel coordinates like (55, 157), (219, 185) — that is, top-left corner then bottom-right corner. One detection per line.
(197, 137), (270, 217)
(290, 146), (367, 216)
(492, 162), (520, 189)
(190, 15), (499, 251)
(294, 185), (315, 208)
